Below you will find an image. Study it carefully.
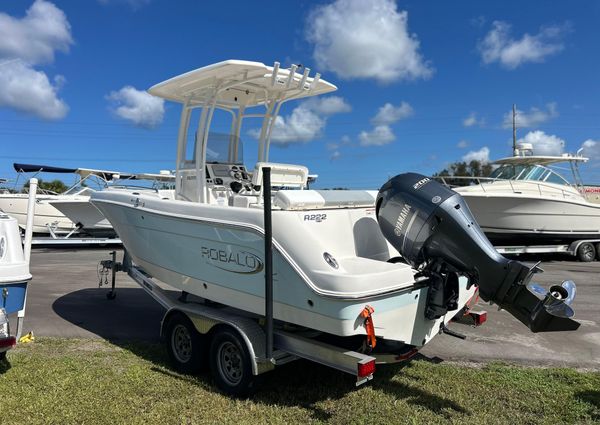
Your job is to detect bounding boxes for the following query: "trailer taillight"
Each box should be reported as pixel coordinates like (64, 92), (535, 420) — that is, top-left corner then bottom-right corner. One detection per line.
(357, 359), (376, 378)
(471, 311), (487, 326)
(0, 336), (16, 349)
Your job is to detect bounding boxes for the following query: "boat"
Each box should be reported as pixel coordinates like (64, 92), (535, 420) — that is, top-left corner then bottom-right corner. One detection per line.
(0, 164), (131, 236)
(0, 178), (36, 359)
(49, 171), (175, 237)
(90, 60), (579, 354)
(453, 143), (600, 246)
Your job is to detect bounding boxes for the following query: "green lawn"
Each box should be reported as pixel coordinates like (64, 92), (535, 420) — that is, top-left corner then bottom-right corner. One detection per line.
(0, 338), (598, 424)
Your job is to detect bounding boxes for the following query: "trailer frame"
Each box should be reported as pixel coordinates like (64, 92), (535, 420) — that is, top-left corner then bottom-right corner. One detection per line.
(496, 238), (600, 262)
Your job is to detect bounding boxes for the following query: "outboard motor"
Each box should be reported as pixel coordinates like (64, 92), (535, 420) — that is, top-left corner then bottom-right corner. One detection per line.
(376, 173), (580, 333)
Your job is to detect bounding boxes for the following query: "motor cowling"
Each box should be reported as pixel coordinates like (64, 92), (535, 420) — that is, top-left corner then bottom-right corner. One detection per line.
(376, 173), (580, 333)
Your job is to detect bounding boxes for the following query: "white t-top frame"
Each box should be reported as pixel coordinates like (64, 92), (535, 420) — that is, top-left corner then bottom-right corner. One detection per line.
(147, 60), (337, 203)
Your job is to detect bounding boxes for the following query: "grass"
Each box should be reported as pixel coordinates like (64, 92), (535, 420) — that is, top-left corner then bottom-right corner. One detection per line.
(0, 338), (598, 425)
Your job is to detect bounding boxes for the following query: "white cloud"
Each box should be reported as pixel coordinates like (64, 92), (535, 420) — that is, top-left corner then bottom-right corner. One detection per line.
(330, 150), (341, 161)
(249, 96), (350, 145)
(359, 101), (413, 147)
(478, 21), (568, 69)
(503, 103), (558, 128)
(0, 0), (73, 65)
(463, 112), (485, 127)
(107, 86), (165, 129)
(581, 139), (600, 160)
(359, 125), (395, 146)
(268, 108), (325, 144)
(517, 130), (565, 156)
(304, 96), (351, 115)
(0, 1), (72, 120)
(306, 0), (433, 83)
(457, 140), (469, 148)
(0, 59), (68, 120)
(462, 146), (490, 163)
(371, 102), (413, 125)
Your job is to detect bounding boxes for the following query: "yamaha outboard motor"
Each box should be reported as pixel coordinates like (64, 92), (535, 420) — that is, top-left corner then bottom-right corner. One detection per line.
(376, 173), (579, 333)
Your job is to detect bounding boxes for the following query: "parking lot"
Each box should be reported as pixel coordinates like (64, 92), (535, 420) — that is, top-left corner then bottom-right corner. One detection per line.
(22, 247), (600, 369)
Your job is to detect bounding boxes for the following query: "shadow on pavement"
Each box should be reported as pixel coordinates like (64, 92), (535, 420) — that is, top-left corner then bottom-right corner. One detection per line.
(52, 287), (165, 342)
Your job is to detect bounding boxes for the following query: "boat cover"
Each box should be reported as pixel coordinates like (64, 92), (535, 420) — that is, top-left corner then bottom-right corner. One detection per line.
(13, 163), (77, 173)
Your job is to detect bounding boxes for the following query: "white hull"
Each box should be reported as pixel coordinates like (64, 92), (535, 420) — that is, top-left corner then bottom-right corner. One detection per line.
(0, 194), (77, 234)
(456, 183), (600, 244)
(92, 190), (474, 347)
(0, 213), (31, 283)
(49, 199), (112, 230)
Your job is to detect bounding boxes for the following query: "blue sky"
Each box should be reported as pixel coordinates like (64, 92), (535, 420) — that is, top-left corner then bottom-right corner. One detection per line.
(1, 0), (599, 189)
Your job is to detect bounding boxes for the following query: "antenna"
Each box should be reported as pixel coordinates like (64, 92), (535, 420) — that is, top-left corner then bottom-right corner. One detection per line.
(512, 104), (517, 155)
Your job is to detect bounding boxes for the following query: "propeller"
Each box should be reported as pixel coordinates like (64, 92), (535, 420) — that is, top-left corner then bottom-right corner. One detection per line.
(527, 280), (576, 319)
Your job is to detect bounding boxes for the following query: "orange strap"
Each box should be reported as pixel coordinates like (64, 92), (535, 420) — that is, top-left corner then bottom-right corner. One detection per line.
(360, 305), (376, 349)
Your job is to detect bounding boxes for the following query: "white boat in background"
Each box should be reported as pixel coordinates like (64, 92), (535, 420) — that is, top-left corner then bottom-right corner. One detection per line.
(91, 58), (579, 361)
(453, 143), (600, 247)
(0, 164), (131, 236)
(49, 171), (175, 237)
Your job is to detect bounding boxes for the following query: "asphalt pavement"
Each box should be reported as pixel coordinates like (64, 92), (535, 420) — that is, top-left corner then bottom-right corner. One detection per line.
(19, 247), (600, 368)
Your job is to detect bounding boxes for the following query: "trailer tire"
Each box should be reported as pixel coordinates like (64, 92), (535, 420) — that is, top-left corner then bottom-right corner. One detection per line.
(209, 327), (259, 397)
(164, 313), (205, 374)
(577, 242), (596, 262)
(596, 243), (600, 260)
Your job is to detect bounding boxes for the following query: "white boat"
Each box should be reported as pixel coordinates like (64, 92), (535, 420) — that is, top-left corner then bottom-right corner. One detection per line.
(0, 164), (130, 236)
(49, 171), (175, 237)
(91, 60), (579, 352)
(453, 143), (600, 246)
(0, 178), (36, 359)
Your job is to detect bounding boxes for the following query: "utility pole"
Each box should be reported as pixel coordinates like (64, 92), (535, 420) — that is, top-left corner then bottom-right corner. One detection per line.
(512, 104), (517, 155)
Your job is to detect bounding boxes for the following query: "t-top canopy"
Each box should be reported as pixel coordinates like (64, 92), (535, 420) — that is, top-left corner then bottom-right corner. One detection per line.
(13, 163), (133, 181)
(14, 163), (76, 174)
(133, 172), (175, 182)
(148, 60), (337, 108)
(493, 154), (589, 166)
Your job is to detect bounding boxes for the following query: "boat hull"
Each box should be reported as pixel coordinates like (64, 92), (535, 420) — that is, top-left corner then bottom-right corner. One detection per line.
(458, 193), (600, 245)
(91, 191), (475, 346)
(49, 199), (116, 237)
(0, 194), (76, 234)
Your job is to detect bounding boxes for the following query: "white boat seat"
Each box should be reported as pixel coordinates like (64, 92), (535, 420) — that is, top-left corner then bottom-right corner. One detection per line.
(252, 162), (308, 189)
(274, 190), (377, 210)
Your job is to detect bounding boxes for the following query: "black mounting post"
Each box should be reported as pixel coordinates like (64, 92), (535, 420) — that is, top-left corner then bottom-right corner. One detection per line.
(263, 167), (274, 360)
(107, 250), (117, 300)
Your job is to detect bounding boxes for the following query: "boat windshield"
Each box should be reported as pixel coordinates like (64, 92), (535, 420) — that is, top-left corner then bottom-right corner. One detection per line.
(489, 164), (526, 180)
(63, 175), (109, 195)
(204, 132), (243, 165)
(490, 164), (571, 186)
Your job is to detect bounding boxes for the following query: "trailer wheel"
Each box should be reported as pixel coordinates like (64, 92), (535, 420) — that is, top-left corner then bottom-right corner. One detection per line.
(164, 313), (205, 374)
(596, 243), (600, 260)
(577, 242), (596, 262)
(209, 327), (259, 397)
